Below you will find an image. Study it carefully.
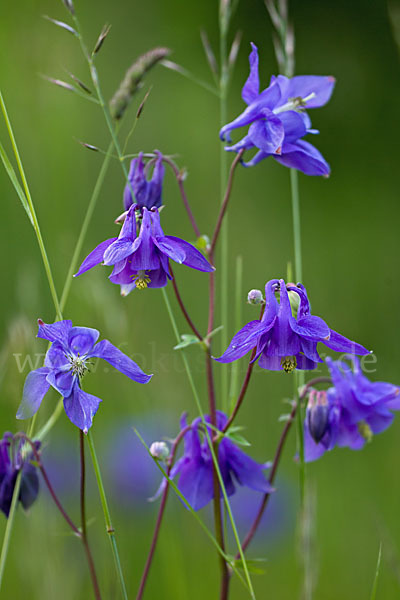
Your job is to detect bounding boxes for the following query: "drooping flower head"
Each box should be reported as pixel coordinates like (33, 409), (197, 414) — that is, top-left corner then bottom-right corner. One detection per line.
(75, 204), (214, 296)
(220, 43), (335, 176)
(215, 279), (369, 372)
(17, 320), (152, 433)
(157, 411), (272, 511)
(123, 151), (165, 211)
(304, 356), (400, 461)
(0, 432), (40, 518)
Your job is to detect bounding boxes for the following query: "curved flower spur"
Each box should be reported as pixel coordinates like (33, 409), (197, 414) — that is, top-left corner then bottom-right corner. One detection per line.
(220, 43), (335, 175)
(75, 204), (214, 296)
(17, 320), (152, 433)
(215, 279), (369, 372)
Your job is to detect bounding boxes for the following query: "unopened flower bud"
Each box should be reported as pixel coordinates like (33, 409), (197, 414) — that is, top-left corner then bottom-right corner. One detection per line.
(149, 441), (170, 461)
(307, 390), (330, 443)
(247, 289), (264, 305)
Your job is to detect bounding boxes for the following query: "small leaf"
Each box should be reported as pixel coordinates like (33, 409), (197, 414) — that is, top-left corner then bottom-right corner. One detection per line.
(43, 15), (77, 35)
(0, 141), (33, 226)
(226, 431), (251, 447)
(173, 334), (201, 350)
(228, 556), (267, 575)
(200, 29), (218, 80)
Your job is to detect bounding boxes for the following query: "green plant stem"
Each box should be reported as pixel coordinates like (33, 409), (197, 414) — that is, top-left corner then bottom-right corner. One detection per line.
(161, 288), (255, 599)
(59, 139), (114, 313)
(289, 167), (306, 506)
(219, 44), (229, 416)
(0, 91), (62, 320)
(0, 472), (21, 591)
(87, 431), (128, 600)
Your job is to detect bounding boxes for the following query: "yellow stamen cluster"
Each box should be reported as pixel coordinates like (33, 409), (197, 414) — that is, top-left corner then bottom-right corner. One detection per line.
(358, 421), (373, 443)
(134, 272), (151, 290)
(281, 356), (297, 373)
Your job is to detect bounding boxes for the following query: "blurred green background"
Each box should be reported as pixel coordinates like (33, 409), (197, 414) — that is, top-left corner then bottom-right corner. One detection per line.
(1, 0), (400, 598)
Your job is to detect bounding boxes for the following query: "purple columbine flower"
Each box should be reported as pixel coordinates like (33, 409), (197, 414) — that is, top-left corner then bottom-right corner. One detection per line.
(304, 356), (400, 461)
(220, 43), (335, 176)
(215, 279), (369, 372)
(157, 411), (272, 511)
(16, 320), (152, 433)
(75, 204), (214, 295)
(0, 432), (40, 518)
(123, 151), (165, 211)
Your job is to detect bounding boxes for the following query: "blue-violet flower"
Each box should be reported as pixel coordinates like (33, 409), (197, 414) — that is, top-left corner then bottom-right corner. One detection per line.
(220, 43), (335, 176)
(215, 279), (369, 372)
(75, 204), (214, 295)
(304, 356), (400, 461)
(17, 320), (152, 433)
(158, 411), (272, 511)
(124, 151), (164, 210)
(0, 432), (40, 517)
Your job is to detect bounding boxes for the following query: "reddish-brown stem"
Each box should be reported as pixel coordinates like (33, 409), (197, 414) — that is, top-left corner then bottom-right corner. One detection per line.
(136, 425), (192, 600)
(162, 156), (201, 238)
(235, 376), (332, 556)
(15, 433), (81, 536)
(209, 149), (244, 256)
(80, 431), (102, 600)
(170, 265), (203, 341)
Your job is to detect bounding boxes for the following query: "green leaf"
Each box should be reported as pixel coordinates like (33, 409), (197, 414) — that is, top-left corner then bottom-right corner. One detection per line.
(226, 431), (251, 447)
(228, 556), (267, 575)
(173, 334), (201, 350)
(0, 141), (33, 226)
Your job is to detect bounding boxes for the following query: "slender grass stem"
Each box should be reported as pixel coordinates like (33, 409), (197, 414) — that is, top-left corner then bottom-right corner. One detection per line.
(87, 431), (128, 600)
(289, 167), (306, 505)
(59, 139), (114, 313)
(0, 91), (62, 320)
(80, 431), (102, 600)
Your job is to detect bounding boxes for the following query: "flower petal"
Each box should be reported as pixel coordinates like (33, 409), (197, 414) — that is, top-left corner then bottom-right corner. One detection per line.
(225, 442), (272, 493)
(37, 320), (72, 345)
(74, 239), (117, 276)
(20, 463), (40, 510)
(323, 329), (369, 355)
(103, 239), (135, 266)
(68, 326), (100, 355)
(283, 75), (336, 108)
(293, 315), (330, 340)
(274, 139), (330, 176)
(214, 320), (266, 363)
(17, 367), (51, 419)
(242, 42), (260, 104)
(46, 369), (75, 397)
(45, 342), (70, 369)
(248, 111), (284, 153)
(278, 110), (307, 143)
(178, 458), (214, 511)
(63, 383), (102, 433)
(89, 339), (152, 383)
(158, 237), (214, 272)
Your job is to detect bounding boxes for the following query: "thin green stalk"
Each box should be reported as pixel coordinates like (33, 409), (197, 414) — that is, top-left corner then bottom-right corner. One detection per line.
(229, 255), (242, 411)
(87, 431), (128, 600)
(0, 473), (21, 591)
(161, 288), (255, 599)
(370, 543), (382, 600)
(0, 91), (62, 320)
(290, 168), (302, 284)
(219, 24), (229, 414)
(59, 139), (114, 312)
(290, 168), (305, 506)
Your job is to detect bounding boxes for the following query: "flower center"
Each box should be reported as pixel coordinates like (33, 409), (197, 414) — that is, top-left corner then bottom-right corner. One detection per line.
(133, 270), (151, 290)
(281, 356), (297, 373)
(273, 92), (316, 115)
(69, 354), (89, 378)
(358, 421), (373, 443)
